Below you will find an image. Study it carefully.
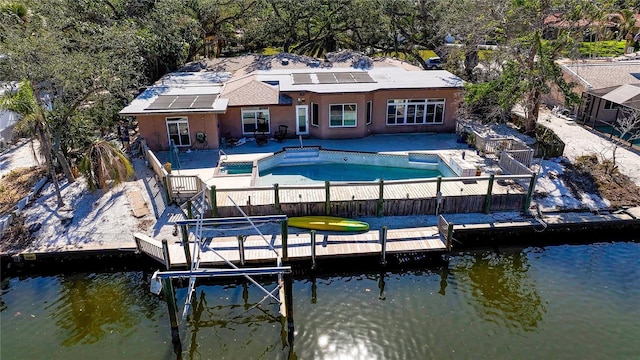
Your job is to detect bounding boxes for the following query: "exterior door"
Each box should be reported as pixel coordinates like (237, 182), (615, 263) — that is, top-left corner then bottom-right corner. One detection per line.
(296, 105), (309, 135)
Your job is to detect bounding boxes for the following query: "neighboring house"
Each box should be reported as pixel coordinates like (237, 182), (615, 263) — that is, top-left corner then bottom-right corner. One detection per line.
(548, 60), (640, 126)
(0, 83), (19, 149)
(120, 51), (464, 151)
(577, 83), (640, 127)
(543, 60), (640, 111)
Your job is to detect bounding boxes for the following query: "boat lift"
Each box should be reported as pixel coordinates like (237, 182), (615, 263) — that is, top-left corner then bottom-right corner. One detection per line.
(150, 192), (293, 348)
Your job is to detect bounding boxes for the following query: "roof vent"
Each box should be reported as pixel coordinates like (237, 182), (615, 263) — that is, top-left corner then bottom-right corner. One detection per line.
(281, 59), (289, 66)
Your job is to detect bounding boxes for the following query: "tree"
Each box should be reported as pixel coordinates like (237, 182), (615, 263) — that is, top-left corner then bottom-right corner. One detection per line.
(0, 81), (65, 207)
(446, 0), (605, 133)
(79, 140), (134, 192)
(608, 107), (640, 173)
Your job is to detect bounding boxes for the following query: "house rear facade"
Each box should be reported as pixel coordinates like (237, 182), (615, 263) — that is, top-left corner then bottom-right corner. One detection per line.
(120, 52), (464, 151)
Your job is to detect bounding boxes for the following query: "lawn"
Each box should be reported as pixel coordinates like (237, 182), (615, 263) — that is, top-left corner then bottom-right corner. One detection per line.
(577, 40), (627, 58)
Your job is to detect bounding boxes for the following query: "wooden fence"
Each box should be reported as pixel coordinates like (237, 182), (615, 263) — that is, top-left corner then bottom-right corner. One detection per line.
(170, 174), (535, 219)
(499, 152), (534, 176)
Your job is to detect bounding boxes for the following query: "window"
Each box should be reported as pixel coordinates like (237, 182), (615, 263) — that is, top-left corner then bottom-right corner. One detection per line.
(329, 104), (357, 127)
(166, 117), (190, 146)
(604, 100), (615, 110)
(386, 99), (445, 125)
(366, 101), (372, 125)
(241, 107), (270, 134)
(311, 103), (319, 126)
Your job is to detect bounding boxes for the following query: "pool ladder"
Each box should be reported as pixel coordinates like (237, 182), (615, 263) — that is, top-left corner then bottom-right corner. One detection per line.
(218, 149), (228, 162)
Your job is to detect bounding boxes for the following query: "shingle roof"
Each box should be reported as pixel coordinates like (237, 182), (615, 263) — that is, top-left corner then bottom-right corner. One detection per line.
(221, 75), (280, 106)
(562, 61), (640, 90)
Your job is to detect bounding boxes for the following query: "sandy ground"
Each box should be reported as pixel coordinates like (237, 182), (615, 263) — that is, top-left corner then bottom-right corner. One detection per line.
(2, 109), (639, 254)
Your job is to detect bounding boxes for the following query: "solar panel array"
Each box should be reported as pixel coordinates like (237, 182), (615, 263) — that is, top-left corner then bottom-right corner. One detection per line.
(147, 95), (217, 110)
(291, 72), (375, 85)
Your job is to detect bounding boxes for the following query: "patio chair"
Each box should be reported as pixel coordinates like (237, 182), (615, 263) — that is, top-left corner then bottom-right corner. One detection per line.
(222, 132), (238, 148)
(254, 130), (268, 146)
(274, 125), (288, 142)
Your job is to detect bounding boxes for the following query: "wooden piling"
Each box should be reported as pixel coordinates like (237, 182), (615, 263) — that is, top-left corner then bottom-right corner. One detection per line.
(281, 219), (289, 261)
(161, 239), (171, 270)
(377, 179), (384, 217)
(283, 272), (295, 340)
(446, 223), (454, 252)
(161, 277), (181, 347)
(324, 181), (331, 215)
(310, 230), (317, 270)
(380, 226), (388, 266)
(484, 174), (495, 214)
(209, 186), (218, 217)
(524, 174), (537, 213)
(180, 225), (191, 265)
(186, 200), (193, 219)
(274, 184), (281, 213)
(237, 235), (245, 265)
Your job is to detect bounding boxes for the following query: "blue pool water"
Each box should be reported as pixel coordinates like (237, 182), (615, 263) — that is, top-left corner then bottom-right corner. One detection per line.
(257, 163), (442, 185)
(219, 163), (253, 175)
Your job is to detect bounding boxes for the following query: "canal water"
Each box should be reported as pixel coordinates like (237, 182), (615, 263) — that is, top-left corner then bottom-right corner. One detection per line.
(1, 241), (639, 359)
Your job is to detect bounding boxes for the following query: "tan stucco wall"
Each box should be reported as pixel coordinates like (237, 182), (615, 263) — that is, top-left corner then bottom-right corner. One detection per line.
(217, 88), (461, 141)
(137, 112), (219, 151)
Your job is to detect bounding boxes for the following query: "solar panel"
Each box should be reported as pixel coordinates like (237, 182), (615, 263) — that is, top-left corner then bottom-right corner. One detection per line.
(147, 95), (178, 110)
(292, 73), (313, 84)
(191, 95), (217, 109)
(335, 72), (356, 83)
(169, 95), (197, 109)
(316, 73), (337, 84)
(351, 72), (375, 83)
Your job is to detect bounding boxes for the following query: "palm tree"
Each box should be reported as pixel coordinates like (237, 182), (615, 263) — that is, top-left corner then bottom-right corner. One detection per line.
(79, 140), (133, 192)
(0, 80), (65, 207)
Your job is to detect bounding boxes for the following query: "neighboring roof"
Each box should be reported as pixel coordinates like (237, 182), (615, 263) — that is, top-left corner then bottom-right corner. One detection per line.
(587, 83), (640, 110)
(562, 60), (640, 90)
(119, 72), (230, 116)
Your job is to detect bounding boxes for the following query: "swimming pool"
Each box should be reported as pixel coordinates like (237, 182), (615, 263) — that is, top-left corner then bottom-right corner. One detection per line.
(253, 148), (456, 186)
(217, 162), (253, 175)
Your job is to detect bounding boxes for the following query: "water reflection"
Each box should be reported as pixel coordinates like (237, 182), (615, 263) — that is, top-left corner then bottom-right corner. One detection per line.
(47, 272), (159, 346)
(452, 249), (546, 331)
(181, 283), (286, 360)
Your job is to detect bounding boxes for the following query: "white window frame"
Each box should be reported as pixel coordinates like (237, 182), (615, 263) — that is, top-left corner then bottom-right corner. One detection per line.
(241, 107), (270, 134)
(366, 101), (372, 125)
(166, 117), (190, 147)
(386, 99), (445, 125)
(329, 103), (357, 128)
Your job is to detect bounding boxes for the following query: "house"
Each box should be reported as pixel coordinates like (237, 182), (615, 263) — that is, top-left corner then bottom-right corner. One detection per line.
(120, 52), (464, 151)
(577, 83), (640, 127)
(0, 83), (19, 149)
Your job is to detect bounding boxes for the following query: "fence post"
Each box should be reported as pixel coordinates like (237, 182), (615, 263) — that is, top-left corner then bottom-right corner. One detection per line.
(446, 223), (454, 252)
(237, 235), (245, 265)
(274, 183), (281, 213)
(380, 226), (388, 266)
(324, 181), (331, 215)
(181, 225), (191, 265)
(377, 179), (384, 217)
(484, 174), (495, 214)
(310, 230), (317, 270)
(162, 176), (172, 205)
(187, 200), (193, 219)
(209, 186), (218, 217)
(161, 239), (171, 270)
(523, 174), (537, 214)
(281, 219), (289, 261)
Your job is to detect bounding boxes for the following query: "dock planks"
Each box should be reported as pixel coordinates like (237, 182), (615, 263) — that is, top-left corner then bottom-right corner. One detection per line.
(165, 226), (446, 268)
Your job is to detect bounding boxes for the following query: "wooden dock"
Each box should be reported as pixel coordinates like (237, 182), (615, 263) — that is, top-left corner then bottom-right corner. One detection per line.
(154, 226), (447, 268)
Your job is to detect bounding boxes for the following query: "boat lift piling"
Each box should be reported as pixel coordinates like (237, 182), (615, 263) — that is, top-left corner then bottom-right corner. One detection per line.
(150, 195), (294, 349)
